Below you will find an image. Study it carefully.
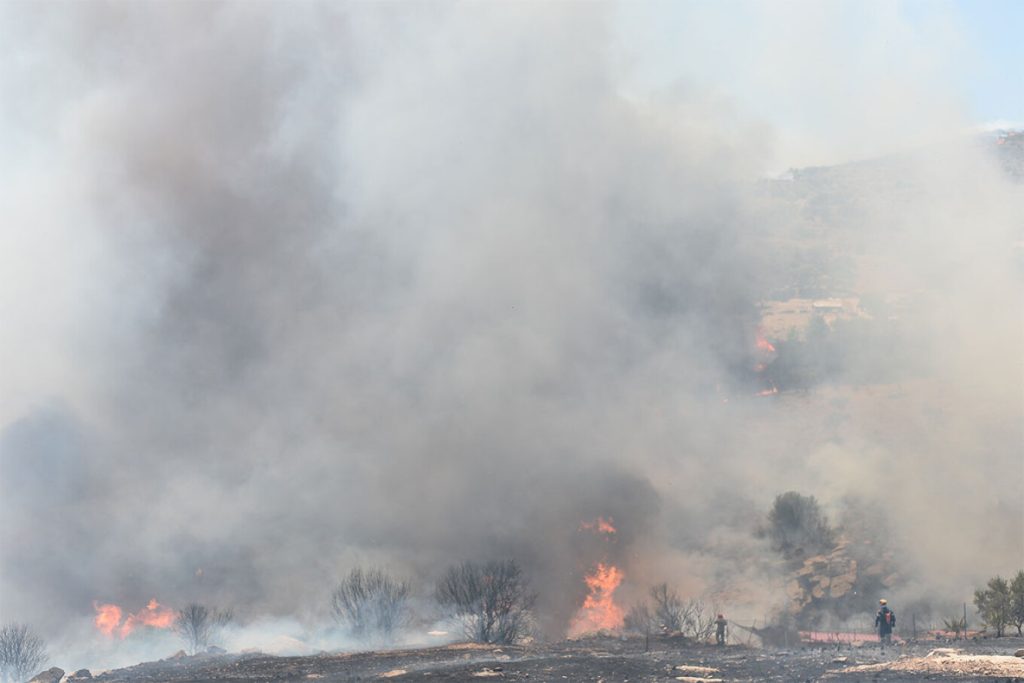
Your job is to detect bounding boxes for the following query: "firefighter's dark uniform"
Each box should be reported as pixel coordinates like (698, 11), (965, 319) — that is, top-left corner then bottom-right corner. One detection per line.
(875, 605), (895, 645)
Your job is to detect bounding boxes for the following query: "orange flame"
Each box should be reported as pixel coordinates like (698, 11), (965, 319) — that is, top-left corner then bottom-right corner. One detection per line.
(93, 602), (122, 637)
(756, 330), (776, 354)
(94, 599), (176, 639)
(578, 516), (616, 534)
(568, 562), (625, 636)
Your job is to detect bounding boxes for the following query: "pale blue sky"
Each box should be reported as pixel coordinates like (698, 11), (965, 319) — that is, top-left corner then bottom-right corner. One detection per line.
(613, 0), (1022, 165)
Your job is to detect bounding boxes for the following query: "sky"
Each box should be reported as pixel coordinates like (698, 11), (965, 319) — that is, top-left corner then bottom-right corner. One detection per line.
(614, 0), (1024, 167)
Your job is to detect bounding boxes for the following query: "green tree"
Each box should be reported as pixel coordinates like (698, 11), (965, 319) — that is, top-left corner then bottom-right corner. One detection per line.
(974, 575), (1012, 637)
(1010, 570), (1024, 636)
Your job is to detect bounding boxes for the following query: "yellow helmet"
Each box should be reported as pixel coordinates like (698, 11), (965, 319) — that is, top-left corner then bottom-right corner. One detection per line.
(879, 598), (888, 605)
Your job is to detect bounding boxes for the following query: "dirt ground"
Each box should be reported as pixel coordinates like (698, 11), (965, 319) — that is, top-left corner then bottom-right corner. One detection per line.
(85, 635), (1024, 683)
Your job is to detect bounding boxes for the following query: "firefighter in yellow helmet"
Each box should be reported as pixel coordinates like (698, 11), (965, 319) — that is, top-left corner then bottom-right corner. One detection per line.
(875, 599), (895, 646)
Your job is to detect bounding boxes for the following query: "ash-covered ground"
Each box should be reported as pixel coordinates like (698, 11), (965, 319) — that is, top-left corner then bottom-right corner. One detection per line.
(79, 636), (1024, 683)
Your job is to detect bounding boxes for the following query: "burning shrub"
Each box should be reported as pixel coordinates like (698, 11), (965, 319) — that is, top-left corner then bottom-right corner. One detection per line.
(435, 559), (535, 644)
(763, 491), (835, 561)
(0, 622), (48, 683)
(175, 603), (232, 655)
(331, 567), (411, 643)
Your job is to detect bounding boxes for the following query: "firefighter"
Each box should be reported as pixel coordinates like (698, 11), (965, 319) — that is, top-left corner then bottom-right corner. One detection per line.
(715, 613), (728, 645)
(875, 598), (895, 646)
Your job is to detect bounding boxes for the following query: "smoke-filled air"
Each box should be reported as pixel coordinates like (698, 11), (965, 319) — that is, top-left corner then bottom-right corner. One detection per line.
(1, 0), (1021, 673)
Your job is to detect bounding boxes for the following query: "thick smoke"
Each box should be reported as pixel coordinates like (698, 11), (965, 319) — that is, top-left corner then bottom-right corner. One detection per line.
(1, 0), (1021, 663)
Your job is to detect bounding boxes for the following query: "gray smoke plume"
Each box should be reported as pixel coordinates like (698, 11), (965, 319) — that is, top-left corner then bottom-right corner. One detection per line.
(1, 0), (1021, 663)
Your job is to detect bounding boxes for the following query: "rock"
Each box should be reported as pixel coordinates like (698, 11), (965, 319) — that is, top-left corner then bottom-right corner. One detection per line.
(1014, 648), (1024, 657)
(206, 645), (227, 654)
(167, 649), (188, 660)
(28, 667), (64, 683)
(68, 670), (92, 680)
(832, 656), (849, 664)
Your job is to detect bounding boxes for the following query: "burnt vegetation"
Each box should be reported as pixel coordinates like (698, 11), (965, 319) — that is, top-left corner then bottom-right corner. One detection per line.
(435, 559), (535, 644)
(331, 567), (411, 643)
(0, 622), (47, 683)
(175, 603), (233, 656)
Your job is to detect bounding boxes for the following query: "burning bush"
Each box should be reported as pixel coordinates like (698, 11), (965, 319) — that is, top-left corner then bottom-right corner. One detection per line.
(331, 567), (411, 643)
(0, 622), (47, 683)
(175, 603), (232, 655)
(435, 559), (535, 644)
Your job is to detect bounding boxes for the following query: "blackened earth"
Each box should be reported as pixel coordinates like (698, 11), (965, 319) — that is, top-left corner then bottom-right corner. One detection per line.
(85, 636), (1024, 683)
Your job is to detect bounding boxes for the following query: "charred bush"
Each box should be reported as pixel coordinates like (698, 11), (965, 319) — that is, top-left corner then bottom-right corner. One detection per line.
(435, 559), (535, 644)
(624, 601), (655, 650)
(0, 622), (47, 683)
(175, 603), (232, 655)
(762, 491), (835, 561)
(649, 583), (684, 632)
(331, 567), (411, 642)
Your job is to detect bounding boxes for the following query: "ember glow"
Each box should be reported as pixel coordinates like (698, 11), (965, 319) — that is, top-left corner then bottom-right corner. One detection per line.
(568, 562), (625, 636)
(755, 329), (776, 354)
(93, 599), (176, 639)
(578, 516), (616, 535)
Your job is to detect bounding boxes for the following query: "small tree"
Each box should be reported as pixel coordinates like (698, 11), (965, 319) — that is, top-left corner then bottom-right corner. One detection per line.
(764, 491), (835, 560)
(175, 603), (232, 655)
(649, 583), (684, 632)
(331, 567), (411, 642)
(435, 560), (535, 644)
(1010, 570), (1024, 636)
(0, 623), (47, 683)
(623, 601), (655, 651)
(974, 576), (1012, 637)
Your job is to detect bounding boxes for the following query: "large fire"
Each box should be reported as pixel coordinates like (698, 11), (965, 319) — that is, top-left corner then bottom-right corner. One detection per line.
(568, 562), (625, 636)
(569, 516), (625, 636)
(94, 599), (176, 638)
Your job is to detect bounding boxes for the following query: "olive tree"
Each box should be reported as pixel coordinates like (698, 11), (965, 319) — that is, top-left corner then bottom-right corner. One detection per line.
(974, 576), (1012, 637)
(764, 491), (835, 560)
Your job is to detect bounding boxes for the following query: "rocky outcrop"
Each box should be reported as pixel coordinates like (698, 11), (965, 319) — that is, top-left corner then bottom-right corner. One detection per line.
(27, 667), (64, 683)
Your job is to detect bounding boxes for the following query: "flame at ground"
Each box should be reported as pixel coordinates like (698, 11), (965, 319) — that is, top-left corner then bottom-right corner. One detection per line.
(568, 563), (625, 636)
(93, 599), (176, 638)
